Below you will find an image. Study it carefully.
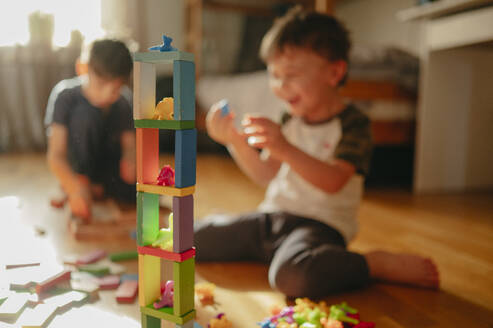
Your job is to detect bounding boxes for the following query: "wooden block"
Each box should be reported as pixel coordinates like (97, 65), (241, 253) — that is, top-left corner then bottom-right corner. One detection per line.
(175, 129), (197, 188)
(173, 60), (195, 121)
(142, 312), (161, 328)
(137, 184), (195, 197)
(138, 255), (161, 307)
(136, 128), (160, 185)
(116, 280), (139, 304)
(140, 306), (195, 325)
(20, 304), (57, 328)
(173, 195), (194, 253)
(76, 249), (107, 265)
(0, 293), (29, 320)
(5, 262), (40, 270)
(95, 275), (120, 290)
(134, 51), (194, 63)
(134, 61), (156, 119)
(173, 258), (195, 316)
(78, 264), (110, 277)
(137, 246), (195, 262)
(35, 270), (71, 295)
(134, 120), (195, 130)
(137, 191), (160, 246)
(109, 250), (138, 262)
(43, 291), (89, 310)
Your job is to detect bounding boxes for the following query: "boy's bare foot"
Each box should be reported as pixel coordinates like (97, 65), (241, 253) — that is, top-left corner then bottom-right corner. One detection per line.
(365, 250), (440, 289)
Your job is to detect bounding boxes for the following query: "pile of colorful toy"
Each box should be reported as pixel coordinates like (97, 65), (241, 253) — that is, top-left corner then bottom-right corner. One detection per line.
(258, 298), (375, 328)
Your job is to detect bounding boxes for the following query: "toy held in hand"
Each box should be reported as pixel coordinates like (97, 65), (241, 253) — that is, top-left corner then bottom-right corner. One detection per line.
(153, 97), (174, 120)
(217, 99), (230, 116)
(157, 165), (175, 186)
(154, 280), (174, 309)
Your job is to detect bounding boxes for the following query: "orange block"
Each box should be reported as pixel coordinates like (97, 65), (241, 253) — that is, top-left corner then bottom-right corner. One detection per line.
(137, 128), (159, 184)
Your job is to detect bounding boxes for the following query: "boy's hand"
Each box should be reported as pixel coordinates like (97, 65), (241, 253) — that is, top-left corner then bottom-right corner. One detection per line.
(206, 102), (240, 146)
(242, 115), (290, 160)
(68, 181), (91, 221)
(120, 158), (136, 184)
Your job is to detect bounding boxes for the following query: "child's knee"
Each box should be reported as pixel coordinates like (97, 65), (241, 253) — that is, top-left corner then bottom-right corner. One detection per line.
(268, 261), (312, 298)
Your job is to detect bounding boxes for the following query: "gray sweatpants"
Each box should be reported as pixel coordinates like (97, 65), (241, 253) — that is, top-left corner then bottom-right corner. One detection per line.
(194, 211), (370, 298)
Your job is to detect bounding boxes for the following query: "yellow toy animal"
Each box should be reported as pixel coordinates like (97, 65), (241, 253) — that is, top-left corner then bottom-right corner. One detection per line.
(153, 97), (174, 120)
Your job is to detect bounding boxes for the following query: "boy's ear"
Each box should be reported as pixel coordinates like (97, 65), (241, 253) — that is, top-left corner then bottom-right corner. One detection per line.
(327, 60), (347, 88)
(75, 58), (89, 76)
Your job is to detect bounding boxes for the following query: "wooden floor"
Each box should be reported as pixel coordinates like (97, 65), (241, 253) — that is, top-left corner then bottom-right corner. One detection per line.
(0, 153), (492, 328)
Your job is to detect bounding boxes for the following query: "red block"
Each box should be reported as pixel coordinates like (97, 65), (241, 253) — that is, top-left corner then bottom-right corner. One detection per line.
(137, 246), (195, 262)
(136, 128), (159, 184)
(96, 275), (120, 290)
(116, 280), (138, 304)
(76, 249), (107, 265)
(35, 270), (71, 295)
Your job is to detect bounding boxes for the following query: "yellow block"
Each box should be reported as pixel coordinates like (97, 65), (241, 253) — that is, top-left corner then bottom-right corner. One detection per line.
(138, 254), (161, 307)
(137, 183), (195, 197)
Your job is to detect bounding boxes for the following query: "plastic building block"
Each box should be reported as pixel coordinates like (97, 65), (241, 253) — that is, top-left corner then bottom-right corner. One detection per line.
(116, 280), (139, 304)
(134, 119), (195, 130)
(78, 264), (110, 277)
(137, 183), (195, 197)
(136, 128), (160, 184)
(173, 195), (194, 253)
(76, 249), (107, 265)
(133, 62), (156, 120)
(173, 258), (195, 316)
(0, 293), (29, 320)
(149, 35), (177, 52)
(154, 97), (174, 120)
(142, 313), (161, 328)
(109, 250), (138, 262)
(138, 255), (161, 307)
(140, 305), (195, 325)
(173, 61), (195, 121)
(95, 275), (120, 290)
(137, 246), (195, 262)
(137, 191), (160, 246)
(175, 129), (197, 188)
(35, 270), (71, 295)
(218, 99), (230, 116)
(19, 303), (57, 328)
(134, 51), (194, 64)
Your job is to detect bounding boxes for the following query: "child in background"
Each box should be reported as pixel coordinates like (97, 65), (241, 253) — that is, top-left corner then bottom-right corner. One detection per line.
(45, 39), (135, 221)
(196, 7), (439, 298)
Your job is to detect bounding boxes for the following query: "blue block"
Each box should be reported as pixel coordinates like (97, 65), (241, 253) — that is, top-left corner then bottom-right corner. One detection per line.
(173, 60), (195, 121)
(175, 129), (197, 188)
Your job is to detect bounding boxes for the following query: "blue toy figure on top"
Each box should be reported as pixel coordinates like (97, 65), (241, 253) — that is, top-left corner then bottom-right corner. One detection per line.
(149, 34), (177, 52)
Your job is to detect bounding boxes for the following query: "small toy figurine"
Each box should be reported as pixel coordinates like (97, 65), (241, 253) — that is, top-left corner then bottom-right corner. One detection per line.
(153, 97), (174, 120)
(195, 282), (216, 306)
(157, 165), (175, 186)
(154, 280), (174, 309)
(209, 313), (232, 328)
(149, 34), (177, 52)
(152, 213), (173, 251)
(217, 99), (230, 116)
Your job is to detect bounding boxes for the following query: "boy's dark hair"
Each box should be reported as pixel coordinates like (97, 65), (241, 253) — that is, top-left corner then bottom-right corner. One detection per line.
(260, 6), (351, 85)
(88, 39), (133, 80)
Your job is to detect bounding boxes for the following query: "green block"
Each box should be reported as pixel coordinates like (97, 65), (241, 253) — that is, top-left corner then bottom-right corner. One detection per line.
(137, 192), (160, 246)
(133, 51), (194, 63)
(141, 313), (161, 328)
(134, 120), (195, 129)
(140, 306), (195, 325)
(78, 264), (110, 276)
(173, 258), (195, 316)
(109, 250), (138, 262)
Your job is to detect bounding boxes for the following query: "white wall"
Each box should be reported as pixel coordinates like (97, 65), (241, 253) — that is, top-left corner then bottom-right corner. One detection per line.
(336, 0), (421, 55)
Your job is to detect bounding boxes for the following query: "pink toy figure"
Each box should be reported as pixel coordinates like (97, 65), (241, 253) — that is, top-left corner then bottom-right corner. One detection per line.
(154, 280), (174, 309)
(157, 165), (175, 186)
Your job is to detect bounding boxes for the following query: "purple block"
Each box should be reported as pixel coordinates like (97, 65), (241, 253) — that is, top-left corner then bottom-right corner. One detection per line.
(172, 195), (194, 253)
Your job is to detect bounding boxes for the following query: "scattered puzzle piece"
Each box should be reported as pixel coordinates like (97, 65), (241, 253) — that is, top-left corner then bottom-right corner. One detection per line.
(116, 280), (138, 304)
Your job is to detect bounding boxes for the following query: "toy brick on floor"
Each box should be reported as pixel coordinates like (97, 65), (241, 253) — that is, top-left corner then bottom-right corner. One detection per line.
(0, 293), (29, 320)
(76, 249), (107, 265)
(116, 280), (139, 304)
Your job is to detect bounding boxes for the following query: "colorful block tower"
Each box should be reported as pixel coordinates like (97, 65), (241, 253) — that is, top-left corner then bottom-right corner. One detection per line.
(133, 40), (197, 328)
